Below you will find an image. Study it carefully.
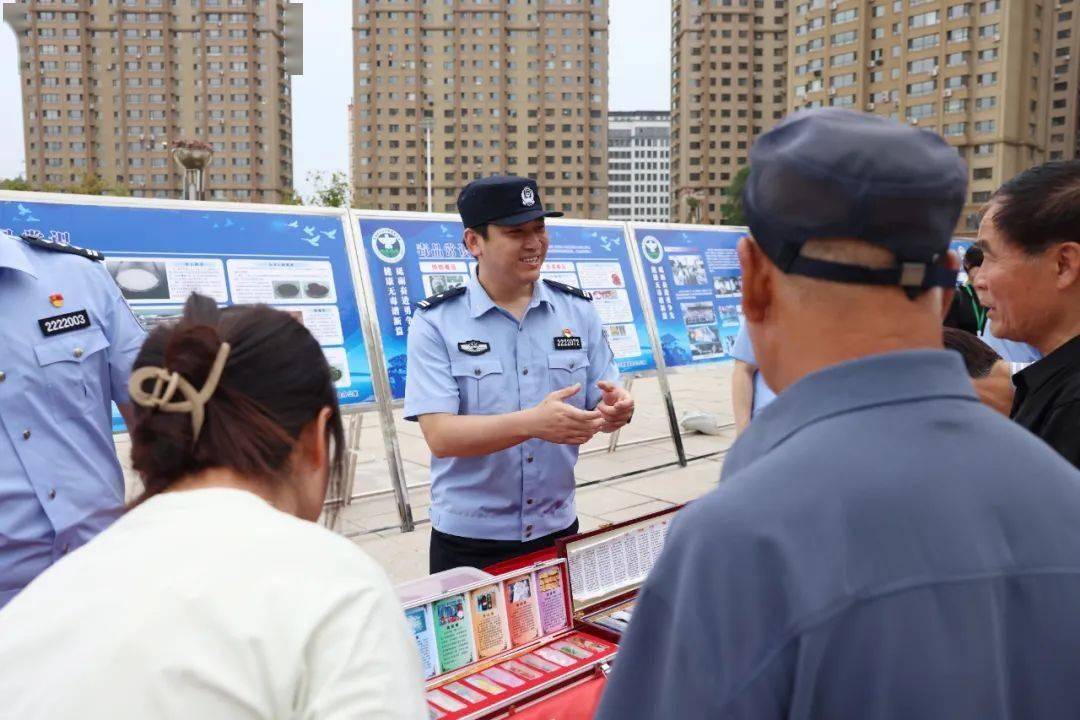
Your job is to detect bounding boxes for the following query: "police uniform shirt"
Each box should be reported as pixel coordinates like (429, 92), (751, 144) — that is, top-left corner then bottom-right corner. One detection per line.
(1011, 333), (1080, 470)
(0, 232), (145, 607)
(598, 351), (1080, 720)
(404, 271), (618, 543)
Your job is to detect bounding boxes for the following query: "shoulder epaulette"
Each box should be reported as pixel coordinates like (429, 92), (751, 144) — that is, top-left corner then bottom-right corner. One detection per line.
(20, 233), (104, 262)
(543, 278), (592, 301)
(417, 284), (466, 310)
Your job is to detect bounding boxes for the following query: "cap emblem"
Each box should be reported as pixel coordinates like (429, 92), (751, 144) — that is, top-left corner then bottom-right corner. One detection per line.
(521, 186), (536, 207)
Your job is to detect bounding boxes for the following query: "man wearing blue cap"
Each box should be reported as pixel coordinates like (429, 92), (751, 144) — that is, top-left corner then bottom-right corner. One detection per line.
(404, 175), (634, 573)
(598, 110), (1080, 719)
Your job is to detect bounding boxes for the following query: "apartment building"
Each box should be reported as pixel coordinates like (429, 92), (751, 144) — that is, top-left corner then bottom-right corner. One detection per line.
(4, 0), (302, 202)
(608, 110), (670, 222)
(669, 0), (788, 224)
(350, 0), (609, 218)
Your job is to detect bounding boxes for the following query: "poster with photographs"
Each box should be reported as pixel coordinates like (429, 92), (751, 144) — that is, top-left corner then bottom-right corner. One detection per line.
(356, 214), (657, 400)
(0, 196), (375, 432)
(634, 225), (748, 370)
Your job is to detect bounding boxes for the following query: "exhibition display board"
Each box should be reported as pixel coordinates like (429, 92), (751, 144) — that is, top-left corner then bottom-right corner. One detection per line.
(1, 189), (758, 532)
(0, 192), (376, 433)
(351, 212), (656, 401)
(629, 223), (749, 370)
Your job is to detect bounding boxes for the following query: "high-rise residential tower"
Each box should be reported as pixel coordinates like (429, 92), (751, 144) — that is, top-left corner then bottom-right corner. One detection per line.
(4, 0), (303, 202)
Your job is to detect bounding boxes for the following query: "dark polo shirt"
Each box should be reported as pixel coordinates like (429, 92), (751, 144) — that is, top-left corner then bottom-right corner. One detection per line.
(1012, 334), (1080, 469)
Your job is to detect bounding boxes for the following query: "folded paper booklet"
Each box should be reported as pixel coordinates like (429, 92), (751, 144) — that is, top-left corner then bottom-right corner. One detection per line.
(557, 505), (682, 641)
(399, 558), (618, 720)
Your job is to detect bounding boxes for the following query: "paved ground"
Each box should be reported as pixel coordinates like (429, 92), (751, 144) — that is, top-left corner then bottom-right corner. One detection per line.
(116, 364), (737, 584)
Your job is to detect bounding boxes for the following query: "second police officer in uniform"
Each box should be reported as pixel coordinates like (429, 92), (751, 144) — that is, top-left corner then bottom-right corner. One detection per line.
(0, 230), (145, 608)
(405, 176), (635, 573)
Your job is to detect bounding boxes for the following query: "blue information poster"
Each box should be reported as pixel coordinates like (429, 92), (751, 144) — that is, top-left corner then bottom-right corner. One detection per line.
(0, 196), (376, 430)
(632, 225), (748, 370)
(354, 213), (656, 400)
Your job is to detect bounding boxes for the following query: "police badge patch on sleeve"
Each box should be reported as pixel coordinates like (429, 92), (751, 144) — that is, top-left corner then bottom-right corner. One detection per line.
(458, 340), (491, 356)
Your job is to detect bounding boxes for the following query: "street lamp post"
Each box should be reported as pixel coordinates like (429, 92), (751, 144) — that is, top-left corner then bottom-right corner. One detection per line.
(420, 116), (434, 213)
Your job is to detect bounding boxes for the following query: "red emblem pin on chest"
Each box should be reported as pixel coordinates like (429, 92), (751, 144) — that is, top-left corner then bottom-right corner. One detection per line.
(49, 293), (64, 308)
(563, 327), (572, 337)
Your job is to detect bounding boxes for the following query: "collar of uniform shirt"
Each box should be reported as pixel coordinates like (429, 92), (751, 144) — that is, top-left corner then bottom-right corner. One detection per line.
(723, 350), (980, 479)
(0, 234), (38, 278)
(466, 270), (554, 319)
(1013, 334), (1080, 397)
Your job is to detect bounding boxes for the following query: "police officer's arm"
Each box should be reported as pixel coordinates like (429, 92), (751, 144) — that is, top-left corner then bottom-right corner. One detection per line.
(405, 314), (604, 457)
(94, 262), (147, 429)
(731, 360), (755, 434)
(729, 325), (757, 434)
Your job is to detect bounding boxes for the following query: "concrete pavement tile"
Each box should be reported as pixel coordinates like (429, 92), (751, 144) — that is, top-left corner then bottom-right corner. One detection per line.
(598, 499), (676, 525)
(574, 485), (659, 517)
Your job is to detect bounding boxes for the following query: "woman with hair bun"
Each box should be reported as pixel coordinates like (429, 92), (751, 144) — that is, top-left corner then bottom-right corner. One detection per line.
(0, 294), (427, 720)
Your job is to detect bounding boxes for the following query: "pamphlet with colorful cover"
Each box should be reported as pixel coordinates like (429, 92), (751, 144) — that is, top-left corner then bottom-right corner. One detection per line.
(469, 584), (510, 659)
(433, 594), (474, 673)
(405, 604), (439, 679)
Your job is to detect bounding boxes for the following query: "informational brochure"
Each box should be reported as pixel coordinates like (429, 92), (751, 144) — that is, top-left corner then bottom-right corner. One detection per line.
(535, 566), (570, 635)
(433, 594), (474, 673)
(464, 674), (506, 696)
(502, 573), (541, 647)
(469, 584), (510, 659)
(567, 519), (672, 602)
(534, 647), (575, 668)
(426, 690), (466, 713)
(501, 659), (543, 681)
(443, 681), (486, 704)
(481, 666), (525, 689)
(405, 604), (439, 679)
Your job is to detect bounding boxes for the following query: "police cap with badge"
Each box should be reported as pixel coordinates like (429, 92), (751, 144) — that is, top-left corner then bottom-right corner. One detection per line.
(456, 175), (563, 229)
(742, 108), (968, 297)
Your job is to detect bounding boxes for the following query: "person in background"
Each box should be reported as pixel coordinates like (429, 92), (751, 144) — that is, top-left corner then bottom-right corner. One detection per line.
(942, 327), (1013, 415)
(944, 245), (987, 335)
(975, 160), (1080, 469)
(0, 230), (145, 608)
(0, 295), (427, 720)
(597, 109), (1080, 720)
(729, 323), (776, 434)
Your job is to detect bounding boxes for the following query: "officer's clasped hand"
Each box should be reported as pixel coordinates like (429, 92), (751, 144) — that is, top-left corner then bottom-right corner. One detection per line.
(596, 381), (634, 433)
(528, 383), (605, 446)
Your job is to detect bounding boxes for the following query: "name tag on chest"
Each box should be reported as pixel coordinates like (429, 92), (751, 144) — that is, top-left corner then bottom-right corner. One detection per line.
(553, 336), (583, 350)
(39, 310), (92, 337)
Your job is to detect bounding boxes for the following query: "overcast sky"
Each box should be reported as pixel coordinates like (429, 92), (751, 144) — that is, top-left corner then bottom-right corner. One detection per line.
(0, 0), (670, 198)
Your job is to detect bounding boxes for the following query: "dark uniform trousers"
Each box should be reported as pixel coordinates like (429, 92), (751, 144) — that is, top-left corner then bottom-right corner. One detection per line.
(429, 519), (579, 574)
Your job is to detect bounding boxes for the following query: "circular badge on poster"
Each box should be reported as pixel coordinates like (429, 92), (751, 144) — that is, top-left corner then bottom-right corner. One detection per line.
(371, 227), (406, 264)
(641, 235), (664, 264)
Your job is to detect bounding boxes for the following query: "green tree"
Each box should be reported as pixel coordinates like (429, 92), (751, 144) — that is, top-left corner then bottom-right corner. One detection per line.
(306, 170), (349, 208)
(279, 188), (304, 205)
(719, 166), (750, 225)
(0, 177), (31, 191)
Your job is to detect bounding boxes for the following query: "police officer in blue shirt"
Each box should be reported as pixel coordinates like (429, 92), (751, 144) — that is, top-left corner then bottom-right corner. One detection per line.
(0, 231), (145, 608)
(598, 109), (1080, 719)
(405, 176), (634, 573)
